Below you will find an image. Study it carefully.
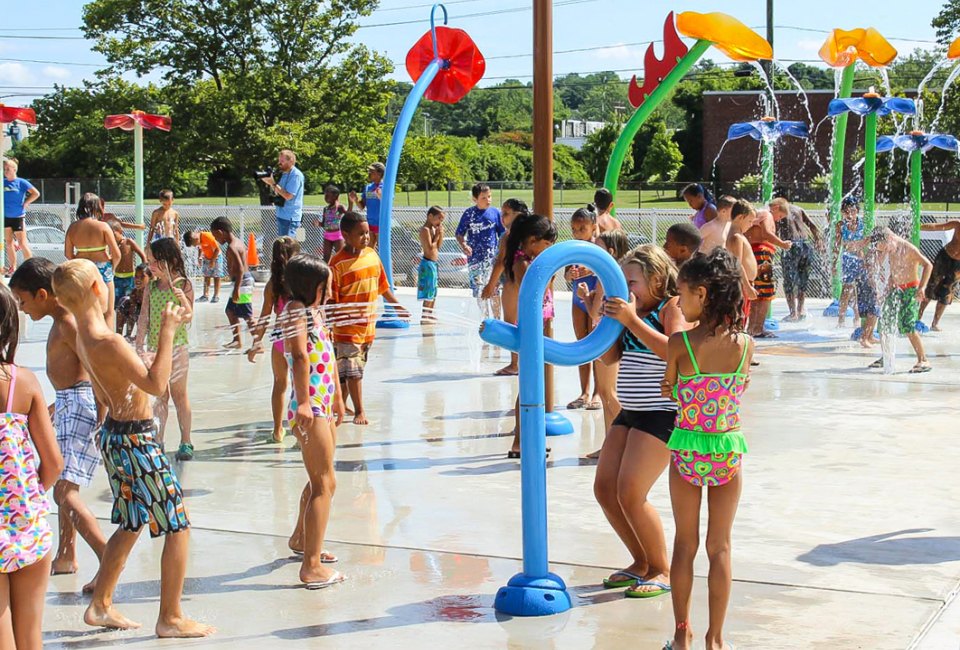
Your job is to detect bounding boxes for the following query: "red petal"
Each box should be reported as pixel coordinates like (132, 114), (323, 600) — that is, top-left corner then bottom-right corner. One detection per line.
(104, 114), (136, 131)
(406, 26), (485, 104)
(104, 112), (171, 131)
(0, 106), (36, 125)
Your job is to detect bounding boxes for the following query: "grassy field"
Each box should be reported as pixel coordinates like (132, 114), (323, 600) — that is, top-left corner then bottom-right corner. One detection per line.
(171, 189), (957, 213)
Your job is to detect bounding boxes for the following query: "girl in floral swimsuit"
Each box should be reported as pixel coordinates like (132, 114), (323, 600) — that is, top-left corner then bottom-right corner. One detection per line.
(281, 254), (346, 589)
(0, 283), (64, 647)
(661, 248), (754, 650)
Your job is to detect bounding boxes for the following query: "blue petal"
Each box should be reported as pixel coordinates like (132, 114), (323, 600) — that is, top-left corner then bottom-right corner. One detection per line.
(727, 122), (762, 141)
(926, 134), (959, 153)
(876, 136), (896, 153)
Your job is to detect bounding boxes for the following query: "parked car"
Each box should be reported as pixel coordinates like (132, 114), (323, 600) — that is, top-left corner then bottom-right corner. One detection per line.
(410, 237), (469, 288)
(24, 225), (68, 264)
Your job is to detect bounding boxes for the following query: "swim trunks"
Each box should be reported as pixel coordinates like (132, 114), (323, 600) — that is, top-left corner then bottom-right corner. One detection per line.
(54, 381), (100, 487)
(99, 417), (190, 537)
(335, 341), (371, 380)
(856, 273), (880, 317)
(467, 260), (494, 299)
(95, 260), (115, 285)
(201, 250), (226, 278)
(925, 248), (960, 304)
(611, 409), (677, 445)
(841, 252), (864, 284)
(882, 283), (920, 335)
(781, 239), (813, 294)
(751, 243), (776, 300)
(114, 273), (135, 303)
(417, 258), (438, 301)
(225, 271), (255, 320)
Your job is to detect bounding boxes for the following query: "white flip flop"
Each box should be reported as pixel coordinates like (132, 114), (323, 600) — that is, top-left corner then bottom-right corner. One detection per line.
(304, 571), (346, 590)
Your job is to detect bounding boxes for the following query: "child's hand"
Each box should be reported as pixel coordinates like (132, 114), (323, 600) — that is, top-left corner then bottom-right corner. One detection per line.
(745, 284), (759, 301)
(348, 190), (358, 204)
(481, 282), (498, 300)
(395, 305), (411, 321)
(781, 240), (793, 250)
(161, 302), (186, 330)
(602, 295), (636, 325)
(295, 402), (314, 431)
(660, 379), (675, 399)
(171, 287), (190, 308)
(577, 283), (593, 302)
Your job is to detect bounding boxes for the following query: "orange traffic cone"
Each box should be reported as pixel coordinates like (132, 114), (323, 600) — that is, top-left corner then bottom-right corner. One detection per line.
(247, 233), (259, 267)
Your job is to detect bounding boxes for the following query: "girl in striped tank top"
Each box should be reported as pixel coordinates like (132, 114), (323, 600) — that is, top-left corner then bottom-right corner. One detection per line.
(594, 244), (685, 599)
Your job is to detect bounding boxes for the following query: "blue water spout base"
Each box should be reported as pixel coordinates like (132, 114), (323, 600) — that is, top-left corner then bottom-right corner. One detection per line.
(494, 572), (572, 616)
(915, 320), (929, 334)
(764, 318), (779, 331)
(822, 300), (854, 318)
(376, 318), (410, 329)
(544, 412), (574, 436)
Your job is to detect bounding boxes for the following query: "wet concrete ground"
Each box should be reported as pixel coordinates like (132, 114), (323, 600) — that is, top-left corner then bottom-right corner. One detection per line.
(20, 288), (960, 649)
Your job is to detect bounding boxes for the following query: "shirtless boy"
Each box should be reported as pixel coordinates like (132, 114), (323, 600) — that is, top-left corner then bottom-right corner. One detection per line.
(593, 188), (624, 233)
(148, 190), (181, 248)
(770, 198), (822, 322)
(664, 222), (702, 267)
(699, 195), (734, 253)
(10, 258), (106, 591)
(919, 220), (960, 331)
(52, 258), (214, 638)
(211, 217), (255, 349)
(726, 199), (759, 308)
(417, 206), (445, 324)
(866, 228), (933, 373)
(744, 208), (791, 337)
(111, 221), (146, 329)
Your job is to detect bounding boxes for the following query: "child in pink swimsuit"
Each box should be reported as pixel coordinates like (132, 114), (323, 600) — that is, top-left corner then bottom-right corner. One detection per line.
(317, 185), (346, 262)
(248, 236), (301, 443)
(661, 248), (754, 650)
(0, 283), (64, 646)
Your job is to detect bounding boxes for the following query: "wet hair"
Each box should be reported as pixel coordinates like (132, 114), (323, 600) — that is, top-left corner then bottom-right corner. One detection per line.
(666, 222), (703, 250)
(682, 183), (715, 205)
(869, 228), (890, 245)
(340, 210), (367, 234)
(768, 197), (789, 213)
(0, 283), (19, 364)
(324, 184), (341, 198)
(502, 198), (529, 217)
(159, 189), (174, 201)
(76, 192), (103, 221)
(571, 204), (598, 224)
(471, 182), (491, 199)
(622, 244), (678, 303)
(731, 198), (755, 222)
(284, 254), (331, 306)
(110, 220), (125, 234)
(716, 195), (736, 211)
(9, 257), (57, 296)
(149, 237), (187, 281)
(270, 236), (301, 300)
(598, 230), (629, 261)
(182, 230), (199, 247)
(888, 215), (910, 238)
(677, 247), (744, 333)
(841, 196), (861, 211)
(427, 205), (445, 218)
(211, 216), (233, 234)
(594, 188), (614, 212)
(135, 263), (148, 276)
(504, 213), (558, 282)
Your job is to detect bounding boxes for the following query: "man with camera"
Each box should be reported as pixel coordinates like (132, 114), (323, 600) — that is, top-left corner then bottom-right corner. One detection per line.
(258, 149), (305, 238)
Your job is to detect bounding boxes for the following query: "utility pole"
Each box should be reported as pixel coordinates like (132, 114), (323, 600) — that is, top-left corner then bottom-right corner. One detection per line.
(764, 0), (774, 83)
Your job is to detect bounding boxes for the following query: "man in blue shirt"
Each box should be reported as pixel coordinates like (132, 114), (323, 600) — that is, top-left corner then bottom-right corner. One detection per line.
(259, 149), (304, 238)
(349, 162), (385, 249)
(455, 183), (504, 313)
(3, 158), (39, 276)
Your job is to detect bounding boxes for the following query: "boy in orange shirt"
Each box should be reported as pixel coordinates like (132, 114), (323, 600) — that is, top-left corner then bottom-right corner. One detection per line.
(183, 229), (224, 303)
(329, 211), (409, 424)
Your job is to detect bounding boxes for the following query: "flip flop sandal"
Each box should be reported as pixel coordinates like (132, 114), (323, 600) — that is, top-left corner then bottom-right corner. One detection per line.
(585, 398), (603, 410)
(625, 579), (671, 599)
(291, 549), (338, 563)
(755, 331), (778, 339)
(602, 571), (643, 589)
(868, 358), (884, 369)
(566, 397), (587, 409)
(494, 367), (519, 376)
(909, 363), (932, 374)
(304, 571), (346, 590)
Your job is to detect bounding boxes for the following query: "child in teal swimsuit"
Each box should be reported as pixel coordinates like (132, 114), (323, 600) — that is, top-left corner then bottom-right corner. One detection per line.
(135, 238), (195, 461)
(661, 248), (754, 650)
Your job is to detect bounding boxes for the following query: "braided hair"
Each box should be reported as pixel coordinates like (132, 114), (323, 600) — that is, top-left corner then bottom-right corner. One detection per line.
(677, 247), (744, 333)
(504, 213), (557, 283)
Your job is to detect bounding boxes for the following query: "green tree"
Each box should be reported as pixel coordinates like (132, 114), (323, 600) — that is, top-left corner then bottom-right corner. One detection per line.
(398, 136), (464, 189)
(640, 127), (683, 182)
(933, 0), (960, 44)
(578, 82), (630, 123)
(553, 144), (590, 184)
(579, 123), (633, 183)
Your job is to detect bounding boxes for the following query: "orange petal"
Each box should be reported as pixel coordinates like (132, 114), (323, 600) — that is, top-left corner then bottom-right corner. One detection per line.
(949, 36), (960, 60)
(676, 12), (772, 62)
(819, 28), (897, 68)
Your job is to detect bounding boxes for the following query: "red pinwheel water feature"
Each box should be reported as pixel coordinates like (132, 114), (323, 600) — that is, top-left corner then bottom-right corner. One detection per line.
(406, 26), (485, 104)
(104, 110), (171, 131)
(0, 105), (36, 125)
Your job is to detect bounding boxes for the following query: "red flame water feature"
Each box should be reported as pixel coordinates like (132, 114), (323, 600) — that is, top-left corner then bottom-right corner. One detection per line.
(628, 12), (689, 109)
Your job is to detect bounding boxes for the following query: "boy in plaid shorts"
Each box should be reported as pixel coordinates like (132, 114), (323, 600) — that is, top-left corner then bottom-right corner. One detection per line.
(10, 258), (107, 590)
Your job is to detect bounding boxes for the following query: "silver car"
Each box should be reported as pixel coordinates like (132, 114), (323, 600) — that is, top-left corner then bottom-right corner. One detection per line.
(411, 237), (470, 288)
(23, 225), (68, 264)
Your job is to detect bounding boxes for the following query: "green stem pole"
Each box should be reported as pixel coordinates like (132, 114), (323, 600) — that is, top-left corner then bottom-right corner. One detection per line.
(863, 112), (878, 233)
(134, 121), (145, 247)
(761, 139), (774, 204)
(910, 149), (922, 248)
(828, 63), (856, 299)
(603, 39), (712, 215)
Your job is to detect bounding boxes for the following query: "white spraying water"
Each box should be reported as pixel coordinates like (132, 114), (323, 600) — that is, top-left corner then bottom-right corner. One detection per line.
(930, 62), (960, 133)
(748, 61), (780, 121)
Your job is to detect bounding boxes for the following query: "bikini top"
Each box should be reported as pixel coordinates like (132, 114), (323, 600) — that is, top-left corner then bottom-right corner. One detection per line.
(669, 331), (749, 456)
(841, 219), (864, 242)
(75, 245), (109, 254)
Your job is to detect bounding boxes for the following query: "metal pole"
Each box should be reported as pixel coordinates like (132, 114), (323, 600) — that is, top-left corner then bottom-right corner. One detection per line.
(134, 121), (145, 247)
(764, 0), (774, 82)
(863, 112), (878, 233)
(910, 150), (922, 247)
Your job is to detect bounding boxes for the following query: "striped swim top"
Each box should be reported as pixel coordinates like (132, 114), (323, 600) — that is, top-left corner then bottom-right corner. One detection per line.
(615, 298), (676, 412)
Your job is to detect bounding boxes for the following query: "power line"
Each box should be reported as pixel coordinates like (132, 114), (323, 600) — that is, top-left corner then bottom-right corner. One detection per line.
(771, 25), (937, 45)
(375, 0), (487, 13)
(0, 34), (86, 40)
(0, 57), (102, 68)
(359, 0), (597, 29)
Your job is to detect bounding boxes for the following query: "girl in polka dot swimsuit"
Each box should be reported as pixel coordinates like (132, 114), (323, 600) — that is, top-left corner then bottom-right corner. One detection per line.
(282, 254), (346, 590)
(661, 248), (754, 650)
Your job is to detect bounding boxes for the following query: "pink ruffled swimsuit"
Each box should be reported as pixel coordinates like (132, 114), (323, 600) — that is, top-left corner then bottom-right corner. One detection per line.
(514, 251), (555, 321)
(668, 332), (749, 487)
(0, 365), (52, 572)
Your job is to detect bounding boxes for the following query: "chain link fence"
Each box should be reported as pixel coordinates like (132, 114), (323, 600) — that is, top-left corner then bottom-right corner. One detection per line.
(15, 203), (958, 301)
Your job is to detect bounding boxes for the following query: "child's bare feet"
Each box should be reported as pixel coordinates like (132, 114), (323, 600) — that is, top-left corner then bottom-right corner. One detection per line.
(82, 572), (99, 594)
(705, 635), (731, 650)
(299, 565), (341, 585)
(84, 603), (141, 630)
(353, 411), (368, 425)
(156, 616), (216, 638)
(51, 557), (78, 575)
(222, 340), (242, 350)
(670, 622), (693, 650)
(931, 324), (942, 332)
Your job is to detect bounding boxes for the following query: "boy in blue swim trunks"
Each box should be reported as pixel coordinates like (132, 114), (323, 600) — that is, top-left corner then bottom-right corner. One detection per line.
(211, 216), (255, 349)
(417, 206), (445, 324)
(53, 258), (214, 638)
(110, 221), (146, 325)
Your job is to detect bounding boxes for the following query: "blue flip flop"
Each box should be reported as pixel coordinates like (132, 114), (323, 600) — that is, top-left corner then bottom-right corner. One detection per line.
(625, 579), (671, 598)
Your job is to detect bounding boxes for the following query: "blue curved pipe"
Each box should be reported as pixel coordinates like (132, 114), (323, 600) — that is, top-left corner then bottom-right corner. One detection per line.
(479, 240), (628, 615)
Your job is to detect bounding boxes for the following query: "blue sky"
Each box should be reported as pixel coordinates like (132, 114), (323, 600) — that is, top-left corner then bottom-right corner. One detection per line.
(0, 0), (948, 100)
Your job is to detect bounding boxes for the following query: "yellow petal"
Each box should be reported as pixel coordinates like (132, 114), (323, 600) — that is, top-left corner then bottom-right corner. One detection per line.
(676, 12), (772, 62)
(818, 28), (897, 68)
(949, 36), (960, 60)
